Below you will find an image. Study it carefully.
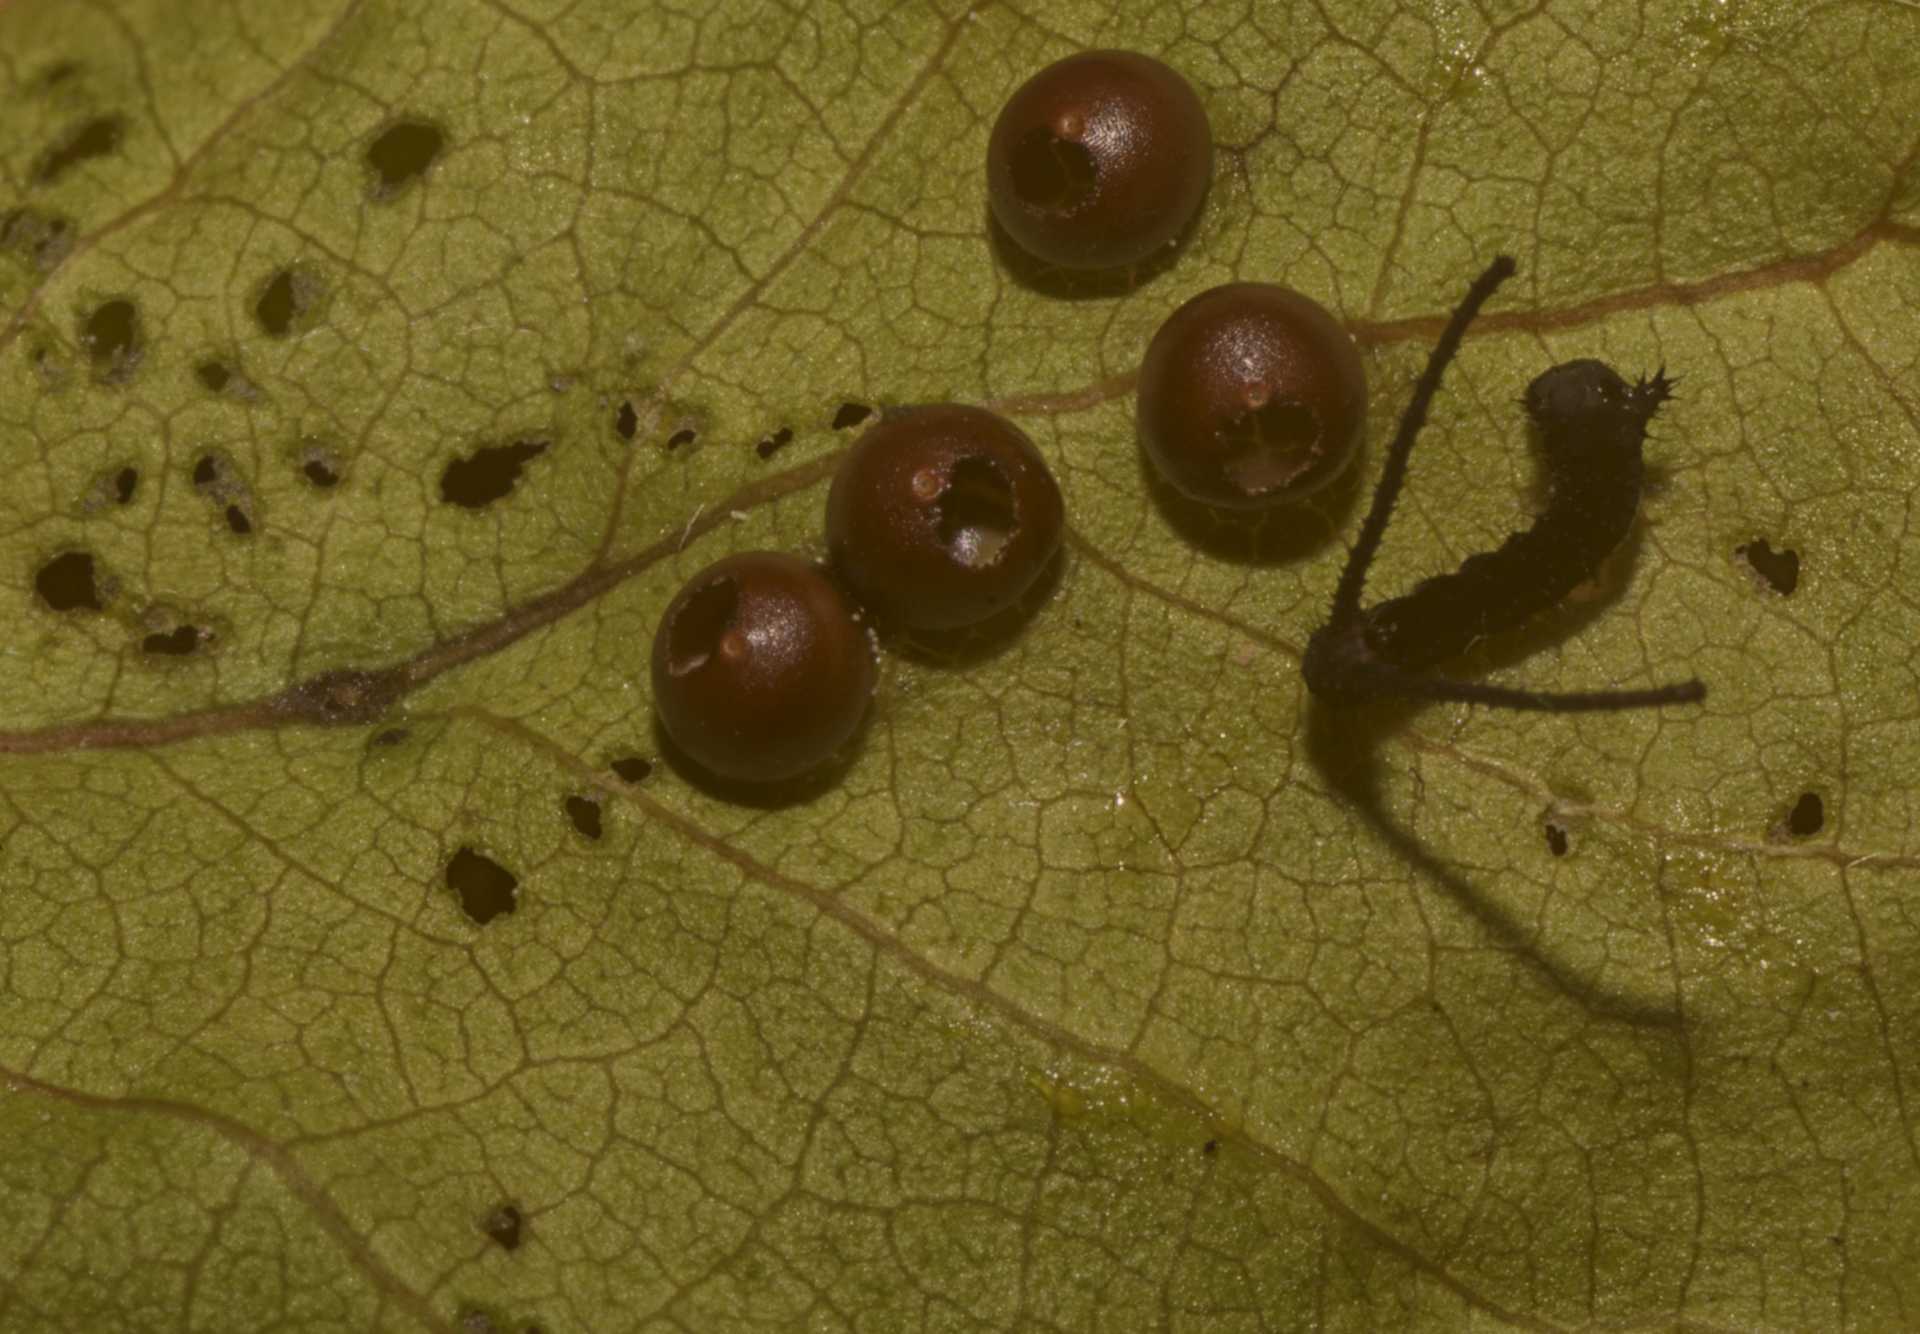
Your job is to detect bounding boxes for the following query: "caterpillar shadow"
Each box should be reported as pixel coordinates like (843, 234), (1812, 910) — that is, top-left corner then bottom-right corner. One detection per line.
(1303, 695), (1686, 1032)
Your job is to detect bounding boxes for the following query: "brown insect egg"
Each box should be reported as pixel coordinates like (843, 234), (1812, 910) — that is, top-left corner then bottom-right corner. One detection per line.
(825, 404), (1064, 631)
(1136, 282), (1366, 509)
(986, 50), (1212, 270)
(651, 551), (876, 783)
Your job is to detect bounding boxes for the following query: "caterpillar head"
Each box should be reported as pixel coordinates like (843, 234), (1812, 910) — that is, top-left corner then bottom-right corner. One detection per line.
(1524, 357), (1672, 443)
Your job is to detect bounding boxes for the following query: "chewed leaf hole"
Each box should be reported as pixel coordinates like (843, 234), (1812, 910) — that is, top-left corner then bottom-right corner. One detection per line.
(192, 455), (221, 488)
(936, 456), (1016, 567)
(367, 118), (446, 200)
(225, 505), (252, 536)
(1220, 400), (1320, 497)
(755, 427), (793, 460)
(440, 440), (547, 509)
(1736, 537), (1800, 596)
(113, 467), (138, 504)
(446, 847), (518, 924)
(666, 577), (737, 676)
(666, 427), (696, 451)
(142, 624), (201, 656)
(36, 551), (101, 611)
(609, 756), (652, 783)
(1010, 127), (1097, 212)
(615, 400), (638, 441)
(81, 298), (140, 382)
(1785, 791), (1824, 838)
(564, 796), (602, 841)
(480, 1203), (524, 1252)
(302, 454), (341, 488)
(33, 114), (124, 186)
(254, 265), (325, 337)
(1544, 821), (1569, 857)
(831, 401), (872, 430)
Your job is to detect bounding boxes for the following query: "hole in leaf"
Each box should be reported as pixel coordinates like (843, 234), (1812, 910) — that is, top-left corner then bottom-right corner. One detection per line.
(225, 504), (252, 536)
(80, 298), (140, 382)
(0, 208), (75, 270)
(366, 118), (446, 200)
(1786, 791), (1823, 838)
(614, 400), (638, 441)
(446, 847), (518, 924)
(192, 455), (222, 489)
(1009, 128), (1098, 212)
(666, 577), (737, 676)
(113, 466), (138, 504)
(564, 795), (602, 841)
(1736, 538), (1800, 596)
(142, 624), (201, 656)
(609, 756), (652, 784)
(666, 427), (696, 451)
(440, 441), (547, 509)
(35, 551), (101, 611)
(303, 456), (341, 488)
(254, 265), (324, 337)
(1545, 821), (1569, 857)
(936, 456), (1016, 567)
(831, 401), (872, 430)
(480, 1203), (524, 1252)
(755, 427), (793, 460)
(32, 114), (124, 186)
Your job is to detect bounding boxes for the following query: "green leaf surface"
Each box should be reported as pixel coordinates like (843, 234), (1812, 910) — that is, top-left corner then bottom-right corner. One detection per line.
(2, 0), (1917, 1329)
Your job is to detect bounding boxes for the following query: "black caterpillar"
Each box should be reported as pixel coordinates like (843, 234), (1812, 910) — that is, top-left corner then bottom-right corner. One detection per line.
(1302, 255), (1706, 712)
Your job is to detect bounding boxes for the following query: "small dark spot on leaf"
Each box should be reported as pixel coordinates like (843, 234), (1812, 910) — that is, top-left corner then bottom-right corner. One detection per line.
(142, 624), (201, 656)
(303, 457), (341, 488)
(37, 61), (80, 89)
(192, 455), (221, 488)
(564, 795), (602, 841)
(480, 1203), (524, 1252)
(832, 401), (872, 430)
(28, 341), (68, 389)
(1786, 791), (1824, 838)
(35, 551), (101, 611)
(1545, 822), (1569, 857)
(195, 360), (231, 393)
(80, 298), (140, 382)
(755, 427), (793, 460)
(113, 467), (138, 504)
(1201, 1138), (1218, 1156)
(1, 208), (75, 270)
(1736, 538), (1800, 596)
(614, 400), (638, 441)
(254, 265), (325, 337)
(609, 756), (652, 784)
(367, 118), (446, 201)
(283, 667), (404, 725)
(666, 428), (696, 451)
(440, 440), (548, 509)
(32, 114), (124, 186)
(225, 505), (252, 536)
(447, 847), (518, 925)
(371, 728), (409, 748)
